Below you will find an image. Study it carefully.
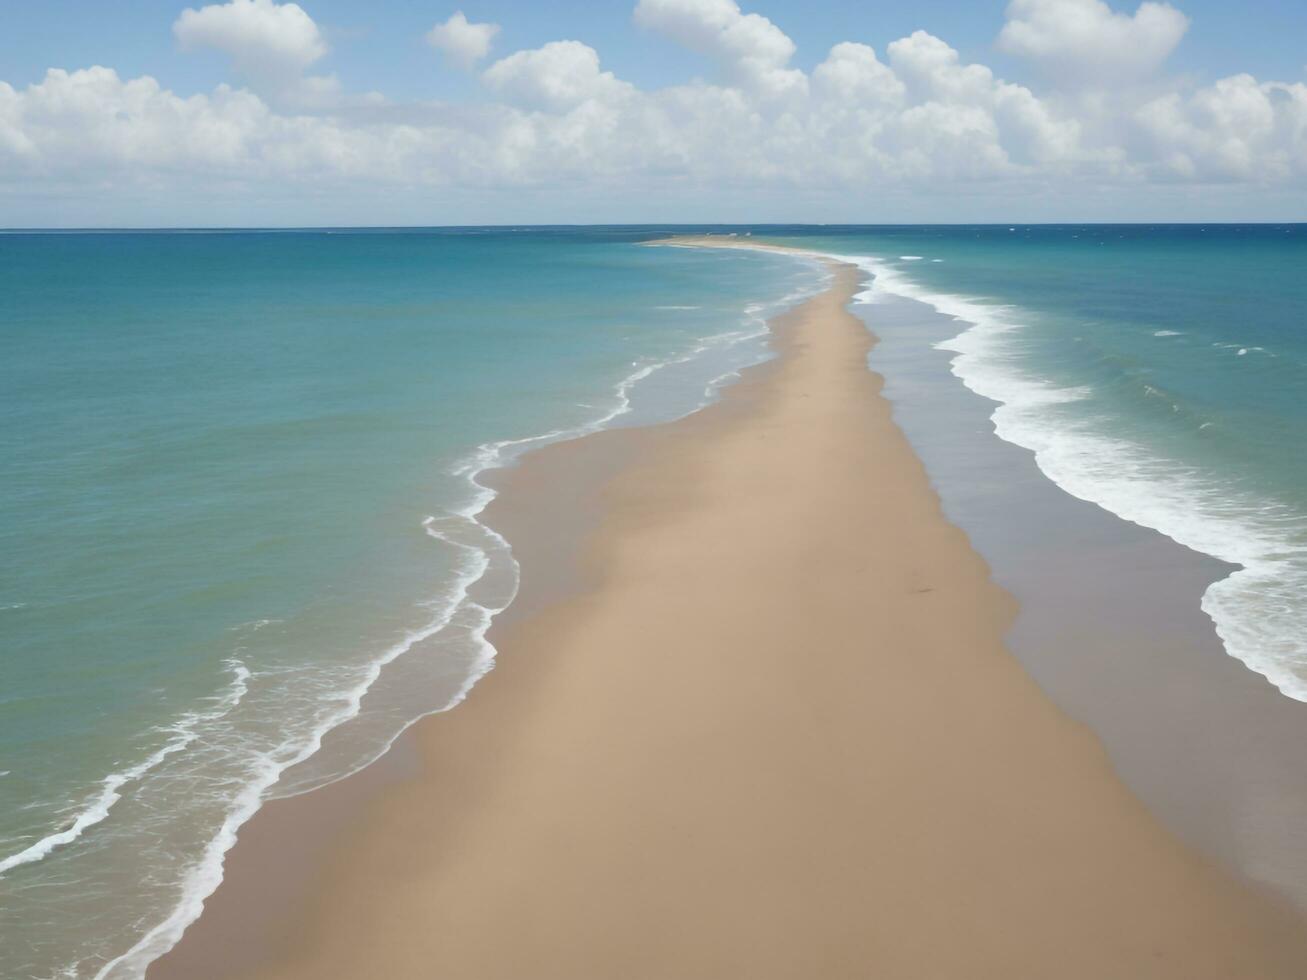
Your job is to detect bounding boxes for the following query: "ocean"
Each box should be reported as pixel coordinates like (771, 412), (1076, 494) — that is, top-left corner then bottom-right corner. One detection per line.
(0, 228), (823, 979)
(784, 225), (1307, 699)
(4, 224), (1306, 976)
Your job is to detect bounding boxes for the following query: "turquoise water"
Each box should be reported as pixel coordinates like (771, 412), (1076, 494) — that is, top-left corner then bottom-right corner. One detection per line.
(6, 225), (1306, 978)
(0, 229), (823, 979)
(775, 225), (1307, 700)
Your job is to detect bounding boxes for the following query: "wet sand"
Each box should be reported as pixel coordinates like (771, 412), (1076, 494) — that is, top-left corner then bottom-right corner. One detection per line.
(862, 287), (1307, 910)
(151, 246), (1307, 979)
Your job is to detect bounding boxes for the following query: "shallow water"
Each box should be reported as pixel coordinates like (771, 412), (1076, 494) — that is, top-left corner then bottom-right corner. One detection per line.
(0, 228), (823, 979)
(852, 290), (1307, 914)
(7, 223), (1307, 976)
(775, 226), (1307, 702)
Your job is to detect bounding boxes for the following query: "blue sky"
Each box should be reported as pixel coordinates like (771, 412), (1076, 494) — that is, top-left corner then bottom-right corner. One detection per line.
(5, 0), (1304, 100)
(2, 0), (1305, 225)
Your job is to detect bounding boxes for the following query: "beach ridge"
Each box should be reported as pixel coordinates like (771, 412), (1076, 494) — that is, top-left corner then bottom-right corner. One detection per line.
(150, 247), (1307, 979)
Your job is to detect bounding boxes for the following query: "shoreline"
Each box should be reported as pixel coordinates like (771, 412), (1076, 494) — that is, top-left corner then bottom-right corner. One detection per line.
(856, 283), (1307, 911)
(150, 246), (1307, 979)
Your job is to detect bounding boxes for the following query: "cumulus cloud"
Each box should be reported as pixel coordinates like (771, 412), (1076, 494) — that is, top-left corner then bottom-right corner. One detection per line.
(879, 31), (1084, 169)
(173, 0), (338, 105)
(174, 0), (326, 76)
(427, 12), (500, 70)
(1135, 76), (1307, 180)
(998, 0), (1189, 85)
(1, 0), (1305, 221)
(0, 68), (272, 177)
(483, 41), (633, 113)
(888, 30), (996, 104)
(811, 43), (904, 110)
(634, 0), (806, 101)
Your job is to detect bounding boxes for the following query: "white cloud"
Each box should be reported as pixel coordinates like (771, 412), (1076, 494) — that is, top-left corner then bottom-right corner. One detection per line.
(1135, 75), (1307, 180)
(811, 43), (904, 111)
(482, 41), (633, 113)
(173, 0), (337, 105)
(174, 0), (327, 76)
(998, 0), (1189, 85)
(877, 32), (1083, 170)
(0, 68), (270, 177)
(634, 0), (806, 101)
(427, 12), (500, 70)
(1, 0), (1305, 222)
(888, 30), (997, 105)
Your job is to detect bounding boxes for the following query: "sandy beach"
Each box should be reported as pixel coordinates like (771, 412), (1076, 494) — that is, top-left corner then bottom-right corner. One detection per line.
(150, 244), (1307, 979)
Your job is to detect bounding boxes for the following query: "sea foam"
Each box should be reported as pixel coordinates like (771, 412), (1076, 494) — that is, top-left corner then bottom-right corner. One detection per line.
(84, 251), (829, 980)
(0, 661), (251, 878)
(824, 250), (1307, 703)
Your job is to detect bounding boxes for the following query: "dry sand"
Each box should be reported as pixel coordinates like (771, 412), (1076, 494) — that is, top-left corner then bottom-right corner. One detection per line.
(151, 244), (1307, 979)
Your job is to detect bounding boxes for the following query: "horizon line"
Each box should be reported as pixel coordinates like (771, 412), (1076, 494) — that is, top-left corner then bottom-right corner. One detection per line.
(3, 221), (1307, 233)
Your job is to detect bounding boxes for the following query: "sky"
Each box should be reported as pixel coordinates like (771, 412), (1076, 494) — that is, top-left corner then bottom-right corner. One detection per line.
(2, 0), (1305, 226)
